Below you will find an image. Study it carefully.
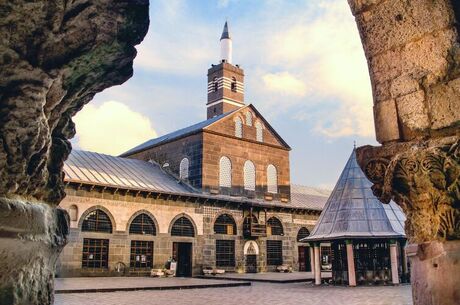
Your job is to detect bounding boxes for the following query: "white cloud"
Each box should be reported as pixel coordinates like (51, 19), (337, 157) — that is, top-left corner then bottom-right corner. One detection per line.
(73, 101), (157, 155)
(262, 72), (308, 97)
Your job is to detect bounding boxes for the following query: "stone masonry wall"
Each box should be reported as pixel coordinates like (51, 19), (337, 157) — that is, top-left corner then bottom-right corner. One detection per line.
(58, 188), (317, 276)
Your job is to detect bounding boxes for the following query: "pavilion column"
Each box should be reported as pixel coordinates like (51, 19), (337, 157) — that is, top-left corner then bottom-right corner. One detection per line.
(314, 243), (321, 285)
(345, 240), (356, 287)
(401, 244), (408, 282)
(309, 246), (315, 274)
(390, 240), (399, 285)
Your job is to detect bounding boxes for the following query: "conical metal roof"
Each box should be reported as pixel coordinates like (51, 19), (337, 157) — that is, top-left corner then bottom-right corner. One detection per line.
(304, 148), (406, 241)
(220, 21), (231, 40)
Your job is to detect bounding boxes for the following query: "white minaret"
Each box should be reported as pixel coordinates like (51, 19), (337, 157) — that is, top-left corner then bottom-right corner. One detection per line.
(220, 21), (232, 64)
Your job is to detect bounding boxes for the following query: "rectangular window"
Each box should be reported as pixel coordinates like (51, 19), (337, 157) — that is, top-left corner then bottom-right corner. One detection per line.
(266, 240), (283, 266)
(82, 238), (109, 268)
(216, 240), (235, 267)
(130, 240), (154, 269)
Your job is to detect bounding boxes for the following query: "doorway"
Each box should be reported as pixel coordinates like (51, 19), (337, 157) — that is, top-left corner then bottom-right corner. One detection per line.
(245, 255), (257, 273)
(298, 246), (311, 272)
(173, 242), (192, 277)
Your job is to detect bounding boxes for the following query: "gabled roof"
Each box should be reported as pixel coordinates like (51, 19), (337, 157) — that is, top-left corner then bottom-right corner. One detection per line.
(290, 184), (330, 211)
(120, 111), (236, 157)
(64, 150), (194, 194)
(304, 148), (406, 241)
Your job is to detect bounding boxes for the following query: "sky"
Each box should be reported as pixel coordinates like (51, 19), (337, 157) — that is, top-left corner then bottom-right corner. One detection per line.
(71, 0), (378, 190)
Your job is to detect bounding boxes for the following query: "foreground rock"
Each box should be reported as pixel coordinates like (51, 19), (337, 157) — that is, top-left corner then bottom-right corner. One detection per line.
(0, 1), (149, 304)
(349, 0), (459, 304)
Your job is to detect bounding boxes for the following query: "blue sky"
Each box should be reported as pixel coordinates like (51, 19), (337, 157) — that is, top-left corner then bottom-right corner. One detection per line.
(71, 0), (378, 190)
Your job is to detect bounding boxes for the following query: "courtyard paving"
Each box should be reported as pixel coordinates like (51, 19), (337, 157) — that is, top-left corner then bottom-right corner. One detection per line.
(55, 281), (413, 305)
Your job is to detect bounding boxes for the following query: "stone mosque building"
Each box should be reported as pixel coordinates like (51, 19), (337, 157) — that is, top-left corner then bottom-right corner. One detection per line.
(57, 22), (331, 277)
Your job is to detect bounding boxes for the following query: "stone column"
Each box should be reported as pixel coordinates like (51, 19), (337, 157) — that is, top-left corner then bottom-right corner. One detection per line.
(401, 245), (408, 282)
(389, 241), (399, 285)
(314, 243), (321, 285)
(345, 240), (356, 287)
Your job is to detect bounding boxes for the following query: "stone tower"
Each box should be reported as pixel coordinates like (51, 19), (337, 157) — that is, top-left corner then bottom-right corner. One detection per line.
(207, 21), (244, 119)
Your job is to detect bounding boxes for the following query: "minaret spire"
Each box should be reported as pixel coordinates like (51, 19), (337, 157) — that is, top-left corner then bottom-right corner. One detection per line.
(220, 21), (232, 64)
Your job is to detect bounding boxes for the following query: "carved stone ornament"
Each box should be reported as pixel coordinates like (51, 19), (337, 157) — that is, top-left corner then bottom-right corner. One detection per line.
(358, 137), (460, 244)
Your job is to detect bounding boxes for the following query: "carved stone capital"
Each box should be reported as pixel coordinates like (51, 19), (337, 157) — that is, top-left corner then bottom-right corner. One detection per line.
(357, 136), (460, 243)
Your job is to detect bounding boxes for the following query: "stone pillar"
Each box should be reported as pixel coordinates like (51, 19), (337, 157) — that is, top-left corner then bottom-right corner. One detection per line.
(314, 243), (321, 285)
(389, 241), (399, 285)
(345, 240), (356, 287)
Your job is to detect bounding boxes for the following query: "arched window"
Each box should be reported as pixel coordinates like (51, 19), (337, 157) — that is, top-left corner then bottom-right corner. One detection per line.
(214, 214), (237, 235)
(213, 77), (218, 92)
(69, 205), (78, 221)
(267, 217), (284, 236)
(219, 156), (232, 187)
(171, 216), (195, 237)
(297, 227), (310, 242)
(82, 209), (112, 233)
(179, 158), (189, 179)
(255, 121), (263, 142)
(267, 164), (278, 194)
(243, 160), (256, 191)
(231, 77), (237, 92)
(235, 117), (243, 138)
(245, 111), (253, 126)
(129, 213), (156, 235)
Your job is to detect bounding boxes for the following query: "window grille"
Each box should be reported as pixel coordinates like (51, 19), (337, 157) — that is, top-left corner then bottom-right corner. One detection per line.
(246, 111), (253, 126)
(267, 164), (278, 193)
(231, 77), (237, 92)
(243, 160), (255, 191)
(297, 227), (310, 242)
(235, 117), (243, 138)
(216, 240), (235, 267)
(256, 122), (263, 142)
(219, 156), (232, 187)
(179, 158), (189, 179)
(82, 238), (109, 268)
(171, 216), (195, 237)
(130, 240), (153, 269)
(267, 217), (284, 236)
(266, 240), (283, 266)
(129, 213), (156, 235)
(82, 209), (112, 233)
(214, 214), (237, 235)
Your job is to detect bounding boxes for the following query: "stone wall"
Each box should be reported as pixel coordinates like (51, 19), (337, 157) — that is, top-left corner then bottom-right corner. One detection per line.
(58, 188), (317, 276)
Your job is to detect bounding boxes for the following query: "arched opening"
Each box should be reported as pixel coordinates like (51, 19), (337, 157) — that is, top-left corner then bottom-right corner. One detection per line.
(219, 156), (232, 188)
(231, 76), (237, 92)
(234, 117), (243, 138)
(179, 158), (189, 179)
(243, 160), (255, 191)
(267, 217), (284, 236)
(267, 164), (278, 194)
(245, 111), (253, 126)
(171, 216), (195, 237)
(129, 213), (156, 235)
(213, 76), (218, 92)
(81, 209), (113, 233)
(297, 227), (310, 242)
(255, 121), (263, 142)
(214, 214), (237, 235)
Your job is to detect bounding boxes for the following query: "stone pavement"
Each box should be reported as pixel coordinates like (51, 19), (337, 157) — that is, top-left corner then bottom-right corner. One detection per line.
(55, 282), (413, 305)
(199, 271), (332, 283)
(55, 277), (250, 293)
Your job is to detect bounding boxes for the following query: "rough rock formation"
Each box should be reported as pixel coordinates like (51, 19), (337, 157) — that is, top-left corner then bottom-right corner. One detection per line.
(349, 0), (459, 304)
(0, 1), (149, 304)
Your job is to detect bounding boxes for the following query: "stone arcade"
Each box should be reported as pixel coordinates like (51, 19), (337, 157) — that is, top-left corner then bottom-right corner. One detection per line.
(57, 23), (330, 277)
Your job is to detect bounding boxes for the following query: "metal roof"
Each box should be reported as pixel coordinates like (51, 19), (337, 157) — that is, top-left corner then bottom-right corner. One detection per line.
(304, 148), (406, 241)
(120, 111), (235, 157)
(63, 150), (327, 212)
(64, 150), (193, 194)
(220, 21), (231, 40)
